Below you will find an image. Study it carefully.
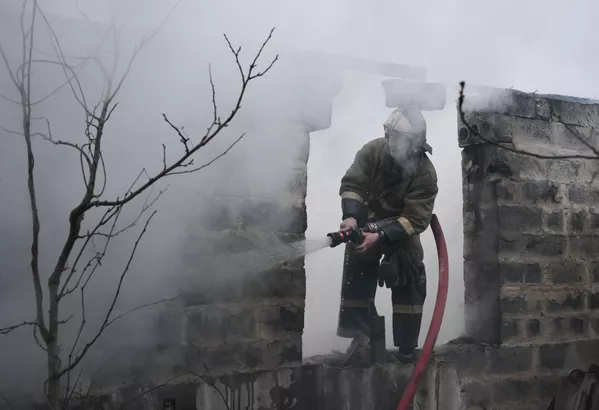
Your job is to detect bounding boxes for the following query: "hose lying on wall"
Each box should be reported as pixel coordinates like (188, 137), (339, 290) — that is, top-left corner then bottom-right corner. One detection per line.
(396, 214), (449, 410)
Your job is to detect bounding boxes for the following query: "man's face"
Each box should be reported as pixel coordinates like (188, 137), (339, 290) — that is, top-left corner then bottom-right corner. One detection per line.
(387, 133), (416, 164)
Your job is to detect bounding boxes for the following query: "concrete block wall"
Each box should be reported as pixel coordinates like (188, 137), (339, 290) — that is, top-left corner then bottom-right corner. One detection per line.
(417, 341), (599, 410)
(175, 128), (312, 376)
(437, 88), (599, 409)
(89, 361), (413, 410)
(169, 59), (344, 378)
(458, 89), (599, 345)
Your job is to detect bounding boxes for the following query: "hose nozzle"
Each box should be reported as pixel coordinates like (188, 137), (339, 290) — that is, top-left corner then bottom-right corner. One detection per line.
(326, 227), (365, 248)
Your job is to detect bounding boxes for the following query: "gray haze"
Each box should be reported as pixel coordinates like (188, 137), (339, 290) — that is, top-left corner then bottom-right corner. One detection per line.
(0, 0), (598, 397)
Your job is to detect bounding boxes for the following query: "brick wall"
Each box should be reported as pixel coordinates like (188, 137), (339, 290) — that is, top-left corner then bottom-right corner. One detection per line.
(167, 61), (344, 377)
(175, 125), (311, 375)
(417, 341), (599, 410)
(438, 88), (599, 409)
(459, 88), (599, 345)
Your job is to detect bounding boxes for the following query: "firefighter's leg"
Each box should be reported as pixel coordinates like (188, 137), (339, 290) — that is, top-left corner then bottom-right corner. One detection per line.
(391, 267), (427, 363)
(337, 243), (379, 339)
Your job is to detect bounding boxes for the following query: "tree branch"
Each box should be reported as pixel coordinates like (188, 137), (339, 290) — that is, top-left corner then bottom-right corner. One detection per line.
(87, 28), (278, 210)
(168, 133), (245, 176)
(0, 320), (39, 335)
(58, 211), (157, 378)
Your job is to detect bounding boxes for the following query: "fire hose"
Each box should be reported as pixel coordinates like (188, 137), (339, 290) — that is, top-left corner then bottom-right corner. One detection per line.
(326, 214), (449, 410)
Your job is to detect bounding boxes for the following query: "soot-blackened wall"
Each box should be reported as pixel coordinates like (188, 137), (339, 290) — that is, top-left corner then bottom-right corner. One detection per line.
(459, 89), (599, 345)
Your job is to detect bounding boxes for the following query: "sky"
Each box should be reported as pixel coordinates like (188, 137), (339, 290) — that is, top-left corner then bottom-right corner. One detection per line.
(1, 0), (598, 396)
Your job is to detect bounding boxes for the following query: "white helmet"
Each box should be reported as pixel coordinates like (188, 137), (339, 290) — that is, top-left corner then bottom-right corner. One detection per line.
(383, 107), (432, 155)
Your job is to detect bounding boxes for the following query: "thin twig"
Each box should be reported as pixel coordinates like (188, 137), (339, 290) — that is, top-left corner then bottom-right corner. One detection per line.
(105, 295), (179, 328)
(58, 211), (157, 378)
(88, 29), (278, 209)
(0, 320), (39, 335)
(168, 134), (245, 175)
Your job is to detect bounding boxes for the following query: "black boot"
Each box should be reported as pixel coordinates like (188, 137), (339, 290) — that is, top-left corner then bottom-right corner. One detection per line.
(396, 348), (418, 364)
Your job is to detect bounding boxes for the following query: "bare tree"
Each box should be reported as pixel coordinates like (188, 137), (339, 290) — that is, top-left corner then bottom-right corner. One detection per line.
(0, 1), (277, 408)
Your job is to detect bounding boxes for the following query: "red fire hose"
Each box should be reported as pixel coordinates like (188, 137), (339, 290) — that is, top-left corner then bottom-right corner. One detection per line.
(395, 214), (449, 410)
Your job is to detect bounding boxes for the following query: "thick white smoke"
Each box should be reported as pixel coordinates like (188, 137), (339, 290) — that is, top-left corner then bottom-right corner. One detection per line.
(1, 0), (598, 399)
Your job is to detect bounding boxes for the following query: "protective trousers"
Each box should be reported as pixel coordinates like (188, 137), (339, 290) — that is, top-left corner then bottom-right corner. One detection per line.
(336, 243), (427, 352)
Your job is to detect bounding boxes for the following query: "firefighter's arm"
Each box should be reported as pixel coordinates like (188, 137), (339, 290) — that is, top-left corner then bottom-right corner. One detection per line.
(380, 162), (438, 242)
(339, 142), (374, 225)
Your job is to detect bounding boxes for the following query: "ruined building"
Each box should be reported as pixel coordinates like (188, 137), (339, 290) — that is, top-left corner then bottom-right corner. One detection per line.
(1, 5), (599, 409)
(91, 61), (599, 409)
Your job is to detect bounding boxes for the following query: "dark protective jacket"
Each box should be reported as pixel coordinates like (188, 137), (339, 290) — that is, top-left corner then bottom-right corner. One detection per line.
(339, 137), (438, 278)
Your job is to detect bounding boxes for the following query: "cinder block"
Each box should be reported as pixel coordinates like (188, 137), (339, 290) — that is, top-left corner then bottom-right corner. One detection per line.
(288, 168), (308, 198)
(567, 210), (589, 233)
(525, 235), (567, 257)
(544, 211), (564, 233)
(499, 261), (542, 284)
(545, 259), (586, 285)
(549, 317), (566, 337)
(536, 98), (552, 120)
(185, 304), (258, 344)
(570, 339), (599, 368)
(592, 262), (599, 283)
(550, 122), (599, 155)
(493, 147), (549, 181)
(491, 377), (533, 405)
(546, 316), (588, 339)
(239, 200), (307, 234)
(546, 291), (585, 312)
(510, 116), (552, 146)
(501, 318), (519, 342)
(187, 335), (302, 375)
(500, 295), (530, 314)
(243, 266), (307, 300)
(495, 180), (520, 203)
(539, 343), (569, 370)
(568, 185), (599, 204)
(591, 212), (599, 231)
(527, 318), (541, 337)
(180, 265), (306, 306)
(521, 181), (560, 204)
(500, 289), (545, 315)
(433, 344), (488, 376)
(497, 206), (542, 232)
(547, 98), (599, 127)
(488, 346), (533, 374)
(546, 159), (580, 182)
(589, 291), (599, 310)
(462, 380), (490, 408)
(569, 316), (586, 335)
(254, 302), (305, 338)
(569, 235), (599, 259)
(498, 233), (566, 257)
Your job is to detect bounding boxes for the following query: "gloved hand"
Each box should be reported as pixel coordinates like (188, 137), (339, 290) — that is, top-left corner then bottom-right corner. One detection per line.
(339, 217), (357, 232)
(355, 232), (381, 254)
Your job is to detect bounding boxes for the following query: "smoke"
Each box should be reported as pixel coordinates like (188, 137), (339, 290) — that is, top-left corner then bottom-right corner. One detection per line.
(0, 0), (598, 398)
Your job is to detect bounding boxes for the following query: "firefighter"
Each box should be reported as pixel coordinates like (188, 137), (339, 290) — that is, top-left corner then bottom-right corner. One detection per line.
(336, 107), (438, 364)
